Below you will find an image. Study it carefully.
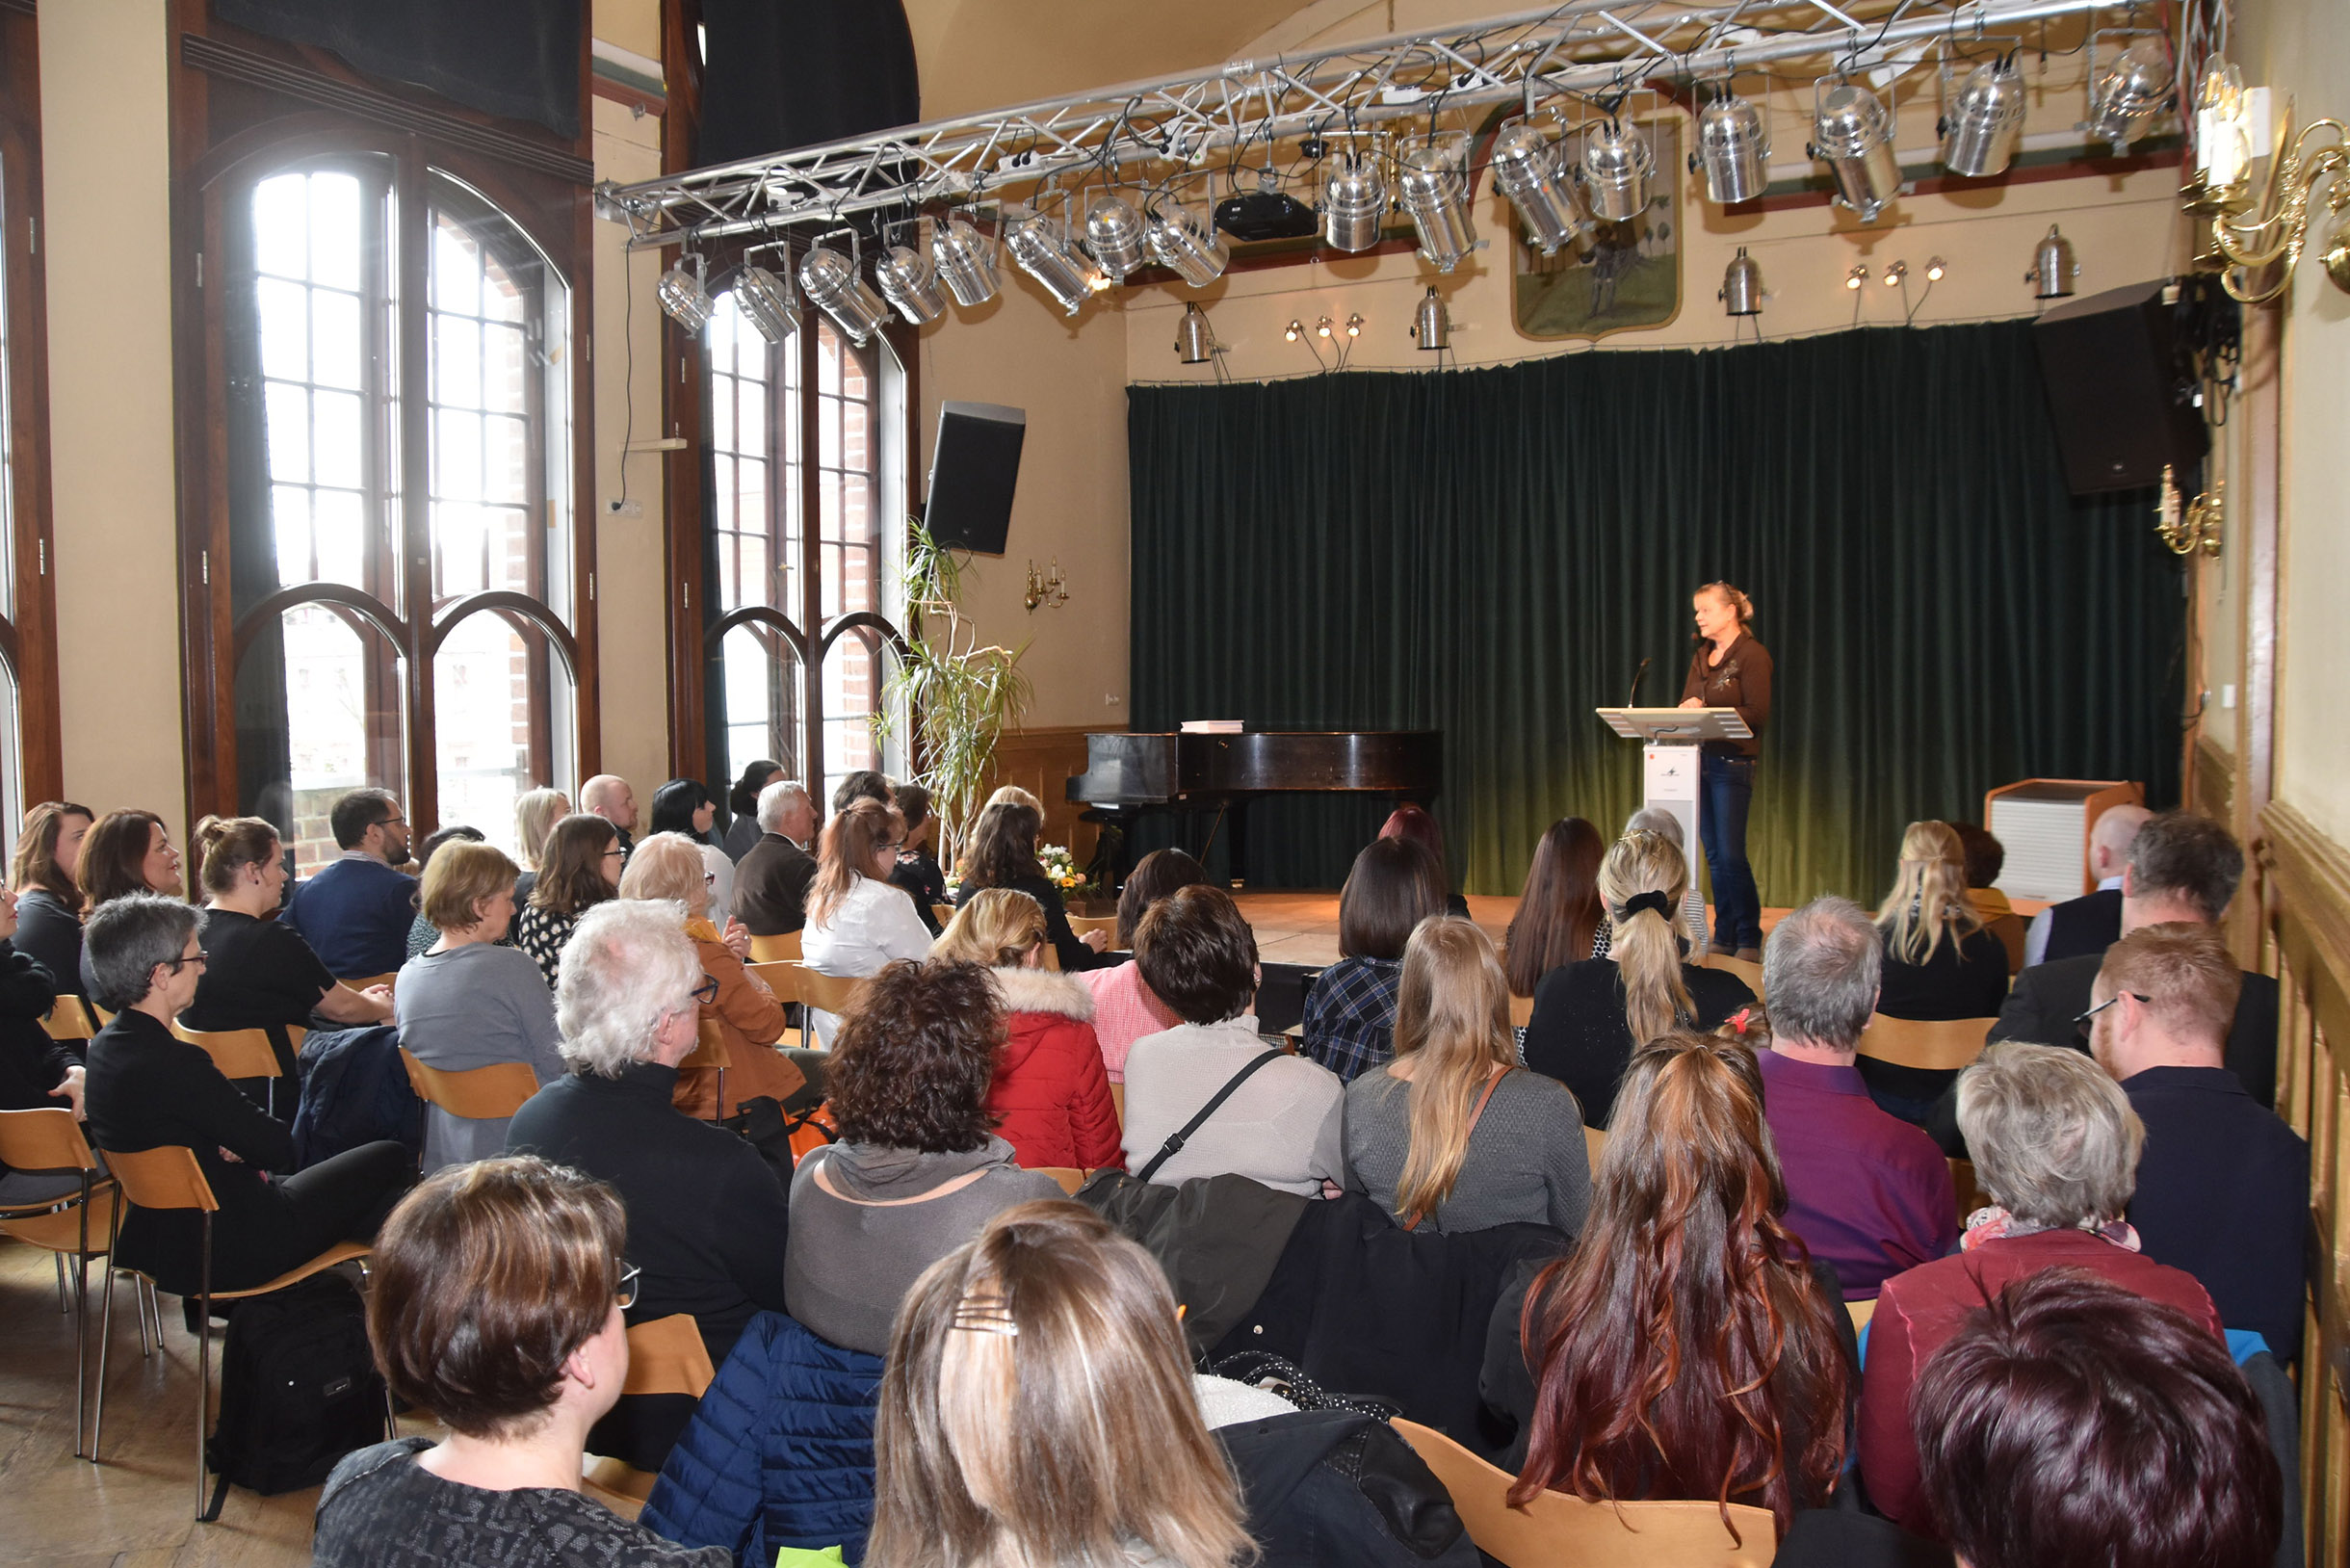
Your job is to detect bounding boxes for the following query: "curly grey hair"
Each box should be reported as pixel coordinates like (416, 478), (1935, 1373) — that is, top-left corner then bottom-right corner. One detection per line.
(555, 899), (701, 1078)
(1956, 1042), (2145, 1229)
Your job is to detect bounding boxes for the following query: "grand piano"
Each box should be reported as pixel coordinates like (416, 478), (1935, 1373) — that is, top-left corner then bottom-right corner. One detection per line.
(1065, 729), (1443, 887)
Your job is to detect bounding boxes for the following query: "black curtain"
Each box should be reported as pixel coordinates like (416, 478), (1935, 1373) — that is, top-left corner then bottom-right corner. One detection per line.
(1127, 321), (2185, 904)
(695, 0), (920, 164)
(217, 0), (583, 139)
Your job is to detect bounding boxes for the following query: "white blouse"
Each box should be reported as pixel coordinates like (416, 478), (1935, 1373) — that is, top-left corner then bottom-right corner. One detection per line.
(799, 874), (934, 1045)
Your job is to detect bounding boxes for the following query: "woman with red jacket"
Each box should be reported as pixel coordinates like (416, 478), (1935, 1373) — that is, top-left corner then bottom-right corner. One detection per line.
(935, 889), (1124, 1172)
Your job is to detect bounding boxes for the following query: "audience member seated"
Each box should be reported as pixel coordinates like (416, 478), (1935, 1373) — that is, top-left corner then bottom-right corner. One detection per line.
(1910, 1270), (2282, 1568)
(1948, 821), (2025, 973)
(1076, 849), (1206, 1083)
(404, 825), (484, 960)
(887, 783), (949, 935)
(510, 786), (569, 907)
(649, 778), (735, 919)
(1495, 1032), (1852, 1529)
(183, 816), (392, 1083)
(953, 798), (1112, 973)
(721, 759), (784, 863)
(1619, 806), (1711, 954)
(10, 800), (92, 992)
(73, 808), (185, 995)
(582, 773), (640, 859)
(506, 901), (791, 1371)
(0, 881), (84, 1205)
(1502, 817), (1608, 997)
(1753, 898), (1957, 1297)
(834, 769), (893, 815)
(1300, 836), (1447, 1082)
(1860, 1042), (2220, 1537)
(934, 889), (1123, 1171)
(1988, 811), (2280, 1106)
(866, 1201), (1258, 1568)
(732, 778), (819, 936)
(512, 814), (623, 989)
(310, 1157), (732, 1568)
(620, 831), (795, 1119)
(1378, 803), (1472, 919)
(1522, 828), (1753, 1127)
(1121, 885), (1344, 1195)
(2023, 802), (2150, 968)
(82, 893), (411, 1298)
(1871, 822), (2009, 1020)
(784, 960), (1063, 1354)
(283, 789), (418, 981)
(2088, 923), (2310, 1361)
(397, 843), (562, 1172)
(1344, 917), (1589, 1234)
(983, 783), (1044, 815)
(802, 798), (934, 1046)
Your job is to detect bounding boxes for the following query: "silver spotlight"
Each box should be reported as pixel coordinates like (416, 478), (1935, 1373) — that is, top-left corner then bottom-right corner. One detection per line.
(2027, 224), (2077, 299)
(1410, 286), (1449, 351)
(1084, 193), (1148, 281)
(1720, 248), (1762, 316)
(2091, 38), (2175, 149)
(796, 244), (891, 347)
(930, 216), (1001, 307)
(1811, 83), (1901, 222)
(1143, 198), (1230, 288)
(657, 253), (715, 331)
(874, 243), (948, 326)
(729, 261), (799, 343)
(1577, 119), (1656, 222)
(1175, 302), (1216, 364)
(1694, 92), (1770, 204)
(1005, 210), (1108, 316)
(1490, 121), (1581, 254)
(1322, 152), (1387, 252)
(1397, 140), (1477, 273)
(1941, 57), (2027, 177)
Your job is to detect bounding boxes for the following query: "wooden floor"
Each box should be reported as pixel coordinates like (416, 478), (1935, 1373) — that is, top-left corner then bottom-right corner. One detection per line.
(1232, 889), (1525, 968)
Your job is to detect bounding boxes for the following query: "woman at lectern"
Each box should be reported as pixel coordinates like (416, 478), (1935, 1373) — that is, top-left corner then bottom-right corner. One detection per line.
(1679, 582), (1771, 962)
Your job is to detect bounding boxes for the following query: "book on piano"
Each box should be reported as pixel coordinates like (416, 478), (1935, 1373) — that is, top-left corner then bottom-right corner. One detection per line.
(1179, 719), (1247, 734)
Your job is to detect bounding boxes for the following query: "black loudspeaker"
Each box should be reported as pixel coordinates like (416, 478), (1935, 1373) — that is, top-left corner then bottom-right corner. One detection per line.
(2032, 279), (2208, 495)
(925, 402), (1026, 556)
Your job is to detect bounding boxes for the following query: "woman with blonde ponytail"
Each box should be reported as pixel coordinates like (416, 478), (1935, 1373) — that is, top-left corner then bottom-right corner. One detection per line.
(1343, 918), (1591, 1235)
(1522, 830), (1755, 1128)
(1872, 821), (2009, 1020)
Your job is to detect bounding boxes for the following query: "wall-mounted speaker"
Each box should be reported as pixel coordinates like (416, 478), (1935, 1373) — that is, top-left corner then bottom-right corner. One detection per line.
(2032, 279), (2208, 495)
(924, 402), (1025, 556)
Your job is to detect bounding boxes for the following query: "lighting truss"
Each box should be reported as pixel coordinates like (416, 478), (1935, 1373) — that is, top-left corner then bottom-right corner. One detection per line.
(600, 0), (2114, 249)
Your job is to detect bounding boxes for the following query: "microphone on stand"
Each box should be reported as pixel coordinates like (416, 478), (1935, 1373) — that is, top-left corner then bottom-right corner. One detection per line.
(1627, 656), (1651, 707)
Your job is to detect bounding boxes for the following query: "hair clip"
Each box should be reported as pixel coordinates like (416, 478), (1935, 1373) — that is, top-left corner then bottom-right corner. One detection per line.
(951, 1293), (1020, 1337)
(1728, 1007), (1753, 1034)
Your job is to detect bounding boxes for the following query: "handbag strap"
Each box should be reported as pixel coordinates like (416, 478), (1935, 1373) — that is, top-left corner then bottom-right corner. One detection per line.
(1400, 1067), (1509, 1233)
(1136, 1051), (1282, 1184)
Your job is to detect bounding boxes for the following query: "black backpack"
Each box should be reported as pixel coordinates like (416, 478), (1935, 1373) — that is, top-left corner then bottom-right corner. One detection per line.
(203, 1272), (390, 1519)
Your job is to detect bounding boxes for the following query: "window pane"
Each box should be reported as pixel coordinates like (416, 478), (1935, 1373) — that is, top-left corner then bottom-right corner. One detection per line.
(435, 611), (573, 854)
(821, 631), (888, 806)
(312, 288), (362, 390)
(721, 622), (803, 785)
(0, 656), (21, 842)
(241, 602), (407, 875)
(0, 159), (15, 622)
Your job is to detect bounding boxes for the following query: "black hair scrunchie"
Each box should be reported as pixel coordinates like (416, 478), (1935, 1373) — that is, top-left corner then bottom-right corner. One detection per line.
(1620, 890), (1674, 922)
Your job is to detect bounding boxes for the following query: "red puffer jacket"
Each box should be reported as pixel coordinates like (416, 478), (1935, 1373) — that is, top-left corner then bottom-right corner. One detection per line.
(985, 966), (1126, 1171)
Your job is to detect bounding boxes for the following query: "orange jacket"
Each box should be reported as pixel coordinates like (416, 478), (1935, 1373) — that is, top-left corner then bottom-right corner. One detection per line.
(673, 921), (796, 1119)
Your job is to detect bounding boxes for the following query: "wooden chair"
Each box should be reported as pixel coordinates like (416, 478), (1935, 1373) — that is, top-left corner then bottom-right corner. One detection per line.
(0, 1109), (122, 1457)
(931, 902), (956, 929)
(170, 1023), (280, 1083)
(1110, 1082), (1126, 1129)
(1067, 913), (1119, 943)
(1034, 1166), (1087, 1195)
(1846, 1296), (1877, 1337)
(1856, 1015), (1996, 1073)
(583, 1313), (718, 1511)
(748, 930), (802, 963)
(92, 1143), (378, 1518)
(684, 1020), (732, 1121)
(1703, 953), (1764, 995)
(1041, 945), (1062, 972)
(42, 995), (99, 1042)
(1508, 993), (1535, 1030)
(396, 1048), (540, 1120)
(1582, 1124), (1608, 1168)
(1394, 1418), (1777, 1567)
(787, 964), (865, 1045)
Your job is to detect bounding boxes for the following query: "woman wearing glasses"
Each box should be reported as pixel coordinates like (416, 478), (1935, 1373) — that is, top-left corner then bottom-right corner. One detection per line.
(616, 832), (791, 1119)
(513, 814), (627, 990)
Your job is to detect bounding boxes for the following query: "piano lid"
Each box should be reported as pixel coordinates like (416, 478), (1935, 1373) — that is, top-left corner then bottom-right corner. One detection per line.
(1067, 729), (1440, 804)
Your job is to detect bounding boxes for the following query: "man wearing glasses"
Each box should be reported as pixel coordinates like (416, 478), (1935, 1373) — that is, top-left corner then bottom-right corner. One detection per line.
(283, 788), (420, 980)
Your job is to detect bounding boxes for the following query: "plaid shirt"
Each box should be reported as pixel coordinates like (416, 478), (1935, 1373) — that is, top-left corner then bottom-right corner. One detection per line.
(1300, 956), (1403, 1083)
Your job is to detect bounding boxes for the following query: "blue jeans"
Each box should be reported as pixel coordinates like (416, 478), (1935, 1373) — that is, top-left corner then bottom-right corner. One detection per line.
(1700, 752), (1761, 952)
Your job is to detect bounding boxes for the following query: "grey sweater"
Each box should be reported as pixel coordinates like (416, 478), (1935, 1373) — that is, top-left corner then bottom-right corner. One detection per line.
(785, 1137), (1062, 1354)
(1341, 1067), (1592, 1236)
(395, 943), (565, 1173)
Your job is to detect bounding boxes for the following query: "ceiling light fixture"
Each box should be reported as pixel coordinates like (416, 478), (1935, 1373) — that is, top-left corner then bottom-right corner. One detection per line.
(1175, 301), (1217, 364)
(1941, 55), (2027, 177)
(1316, 316), (1334, 339)
(1845, 263), (1869, 290)
(930, 216), (1002, 307)
(1345, 313), (1363, 337)
(2026, 224), (2078, 299)
(796, 240), (892, 346)
(1811, 82), (1901, 222)
(1143, 197), (1230, 287)
(728, 259), (799, 343)
(1397, 138), (1478, 272)
(1578, 118), (1656, 222)
(1693, 91), (1770, 204)
(1884, 259), (1908, 286)
(1084, 193), (1148, 281)
(1491, 120), (1582, 253)
(1924, 256), (1946, 281)
(1285, 320), (1303, 342)
(1321, 152), (1387, 252)
(1720, 248), (1762, 315)
(2089, 37), (2176, 152)
(1410, 286), (1449, 351)
(874, 240), (949, 326)
(657, 253), (716, 331)
(1005, 209), (1109, 316)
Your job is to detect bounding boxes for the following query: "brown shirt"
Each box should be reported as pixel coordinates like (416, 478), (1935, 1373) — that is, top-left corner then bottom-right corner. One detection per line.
(1680, 634), (1771, 757)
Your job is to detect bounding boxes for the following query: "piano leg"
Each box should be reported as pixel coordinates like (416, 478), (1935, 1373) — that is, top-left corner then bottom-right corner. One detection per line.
(1227, 800), (1249, 890)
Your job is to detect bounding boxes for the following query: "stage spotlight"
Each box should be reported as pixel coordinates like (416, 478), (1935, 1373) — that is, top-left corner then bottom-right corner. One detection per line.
(657, 253), (715, 331)
(2091, 38), (2175, 150)
(1720, 248), (1762, 316)
(796, 244), (891, 346)
(1924, 256), (1946, 281)
(1811, 83), (1901, 222)
(2027, 224), (2077, 299)
(874, 243), (949, 326)
(1322, 152), (1387, 252)
(1316, 316), (1334, 339)
(1490, 121), (1581, 253)
(1941, 57), (2027, 177)
(1143, 198), (1230, 287)
(1285, 320), (1303, 342)
(729, 261), (799, 343)
(1694, 91), (1770, 204)
(1845, 264), (1869, 290)
(1345, 313), (1363, 338)
(1084, 193), (1147, 281)
(1005, 210), (1110, 316)
(1884, 259), (1908, 286)
(1397, 140), (1477, 272)
(1410, 286), (1449, 351)
(931, 216), (1002, 307)
(1175, 302), (1216, 364)
(1578, 118), (1655, 222)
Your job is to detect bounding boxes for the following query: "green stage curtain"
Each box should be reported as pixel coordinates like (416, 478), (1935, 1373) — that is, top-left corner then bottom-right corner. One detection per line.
(1126, 321), (2185, 903)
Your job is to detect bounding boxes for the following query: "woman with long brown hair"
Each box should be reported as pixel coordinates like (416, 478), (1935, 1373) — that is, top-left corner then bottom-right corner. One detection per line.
(10, 800), (95, 989)
(1501, 1032), (1852, 1531)
(801, 797), (933, 1048)
(953, 798), (1112, 972)
(511, 813), (624, 989)
(72, 809), (185, 995)
(1502, 817), (1607, 997)
(1871, 821), (2008, 1020)
(1343, 918), (1589, 1235)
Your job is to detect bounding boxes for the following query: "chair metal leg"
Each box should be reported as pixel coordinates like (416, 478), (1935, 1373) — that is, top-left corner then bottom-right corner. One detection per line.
(71, 1177), (92, 1458)
(55, 1250), (68, 1312)
(91, 1264), (118, 1462)
(136, 1277), (154, 1356)
(195, 1215), (214, 1521)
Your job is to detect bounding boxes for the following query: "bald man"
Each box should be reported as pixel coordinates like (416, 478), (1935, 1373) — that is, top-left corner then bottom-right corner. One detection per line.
(2022, 802), (2151, 967)
(581, 774), (640, 859)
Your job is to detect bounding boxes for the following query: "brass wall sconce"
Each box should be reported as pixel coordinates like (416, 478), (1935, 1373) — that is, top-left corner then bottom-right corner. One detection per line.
(1025, 559), (1069, 611)
(2156, 466), (2223, 557)
(2180, 81), (2349, 304)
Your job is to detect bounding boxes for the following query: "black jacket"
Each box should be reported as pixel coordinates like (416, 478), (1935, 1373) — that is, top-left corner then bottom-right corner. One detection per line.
(12, 890), (84, 998)
(0, 941), (69, 1114)
(1990, 953), (2282, 1107)
(955, 869), (1115, 972)
(1522, 959), (1756, 1128)
(731, 834), (817, 936)
(2041, 887), (2124, 963)
(1219, 1410), (1481, 1568)
(888, 849), (947, 935)
(1874, 927), (2011, 1021)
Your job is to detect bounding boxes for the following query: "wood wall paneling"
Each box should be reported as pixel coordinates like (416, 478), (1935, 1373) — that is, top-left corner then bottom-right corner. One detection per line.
(982, 725), (1113, 869)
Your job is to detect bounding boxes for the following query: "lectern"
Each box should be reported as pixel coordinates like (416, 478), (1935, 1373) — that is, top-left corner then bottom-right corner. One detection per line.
(1594, 707), (1752, 854)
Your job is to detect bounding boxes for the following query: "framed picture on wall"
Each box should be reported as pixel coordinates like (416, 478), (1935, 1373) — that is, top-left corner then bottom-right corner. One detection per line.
(1510, 115), (1684, 342)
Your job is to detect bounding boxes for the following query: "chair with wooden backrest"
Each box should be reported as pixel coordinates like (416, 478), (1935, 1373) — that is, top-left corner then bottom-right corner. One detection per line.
(1846, 1296), (1877, 1337)
(1067, 913), (1119, 943)
(92, 1143), (377, 1518)
(683, 1019), (731, 1122)
(396, 1048), (540, 1121)
(0, 1108), (122, 1457)
(1855, 1015), (1996, 1074)
(748, 930), (802, 964)
(931, 903), (955, 929)
(1509, 994), (1536, 1030)
(583, 1313), (718, 1512)
(1703, 953), (1765, 995)
(1582, 1124), (1608, 1168)
(42, 995), (99, 1042)
(1110, 1082), (1125, 1129)
(786, 963), (865, 1046)
(1034, 1166), (1087, 1196)
(170, 1022), (289, 1119)
(1394, 1418), (1777, 1567)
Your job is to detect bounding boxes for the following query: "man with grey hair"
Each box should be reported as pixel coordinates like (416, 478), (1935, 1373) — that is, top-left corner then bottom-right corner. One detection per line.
(1754, 896), (1957, 1299)
(506, 900), (793, 1418)
(732, 778), (819, 936)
